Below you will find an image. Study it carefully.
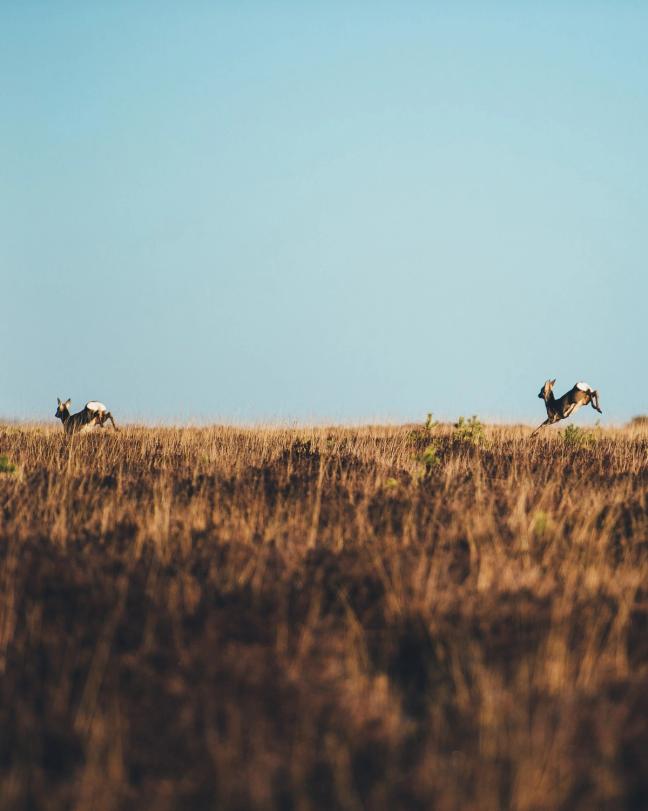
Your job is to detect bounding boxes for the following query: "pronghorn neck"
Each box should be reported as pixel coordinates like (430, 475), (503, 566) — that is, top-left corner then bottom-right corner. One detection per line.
(543, 388), (560, 420)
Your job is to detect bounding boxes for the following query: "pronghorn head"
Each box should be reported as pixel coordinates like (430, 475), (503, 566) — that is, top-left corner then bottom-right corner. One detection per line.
(538, 380), (556, 401)
(55, 398), (72, 421)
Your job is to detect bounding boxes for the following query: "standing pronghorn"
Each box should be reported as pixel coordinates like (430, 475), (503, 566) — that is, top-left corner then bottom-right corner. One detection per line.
(55, 398), (119, 434)
(532, 379), (602, 436)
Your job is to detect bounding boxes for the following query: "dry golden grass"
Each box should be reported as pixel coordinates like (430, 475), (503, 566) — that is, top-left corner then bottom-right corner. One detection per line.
(0, 421), (646, 810)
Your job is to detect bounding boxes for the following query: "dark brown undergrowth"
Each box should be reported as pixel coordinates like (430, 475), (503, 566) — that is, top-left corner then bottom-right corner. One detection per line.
(0, 423), (646, 810)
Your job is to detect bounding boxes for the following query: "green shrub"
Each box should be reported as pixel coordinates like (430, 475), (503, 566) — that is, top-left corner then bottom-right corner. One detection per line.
(0, 455), (17, 474)
(424, 412), (438, 433)
(418, 443), (440, 468)
(562, 424), (597, 449)
(410, 413), (441, 478)
(453, 416), (485, 446)
(409, 412), (439, 443)
(414, 442), (440, 481)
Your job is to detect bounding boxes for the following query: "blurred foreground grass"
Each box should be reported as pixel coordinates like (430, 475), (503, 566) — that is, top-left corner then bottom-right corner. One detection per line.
(0, 422), (646, 810)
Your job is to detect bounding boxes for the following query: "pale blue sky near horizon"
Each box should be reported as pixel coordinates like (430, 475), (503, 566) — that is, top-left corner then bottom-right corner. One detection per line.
(1, 2), (646, 424)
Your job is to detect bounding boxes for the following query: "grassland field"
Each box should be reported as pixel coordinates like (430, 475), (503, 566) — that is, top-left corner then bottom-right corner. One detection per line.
(0, 421), (646, 811)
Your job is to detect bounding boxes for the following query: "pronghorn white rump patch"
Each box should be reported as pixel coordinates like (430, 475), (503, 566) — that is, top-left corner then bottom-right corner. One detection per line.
(85, 401), (107, 413)
(575, 382), (592, 392)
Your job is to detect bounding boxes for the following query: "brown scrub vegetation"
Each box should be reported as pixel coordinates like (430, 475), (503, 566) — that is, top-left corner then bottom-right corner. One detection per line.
(0, 422), (646, 810)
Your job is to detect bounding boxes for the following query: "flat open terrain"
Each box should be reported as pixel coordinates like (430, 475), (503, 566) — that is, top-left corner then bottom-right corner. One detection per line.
(0, 422), (646, 810)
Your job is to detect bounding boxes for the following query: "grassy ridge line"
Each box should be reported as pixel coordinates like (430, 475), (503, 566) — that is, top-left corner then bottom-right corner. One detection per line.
(0, 424), (646, 810)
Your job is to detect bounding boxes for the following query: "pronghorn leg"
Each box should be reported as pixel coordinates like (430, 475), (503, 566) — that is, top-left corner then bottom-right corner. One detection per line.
(591, 390), (602, 414)
(531, 418), (552, 437)
(104, 412), (119, 431)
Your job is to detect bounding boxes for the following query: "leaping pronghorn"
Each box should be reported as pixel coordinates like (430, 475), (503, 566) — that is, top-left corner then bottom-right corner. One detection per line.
(55, 398), (119, 434)
(532, 379), (602, 436)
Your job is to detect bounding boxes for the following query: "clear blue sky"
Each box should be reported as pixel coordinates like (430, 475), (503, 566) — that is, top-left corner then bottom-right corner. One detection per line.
(1, 2), (646, 423)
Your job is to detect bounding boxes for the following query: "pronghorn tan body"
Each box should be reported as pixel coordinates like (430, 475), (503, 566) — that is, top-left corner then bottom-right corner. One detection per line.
(532, 379), (602, 436)
(55, 398), (118, 434)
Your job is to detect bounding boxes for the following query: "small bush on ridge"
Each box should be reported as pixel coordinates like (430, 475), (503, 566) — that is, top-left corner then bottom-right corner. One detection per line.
(453, 415), (485, 446)
(562, 424), (597, 449)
